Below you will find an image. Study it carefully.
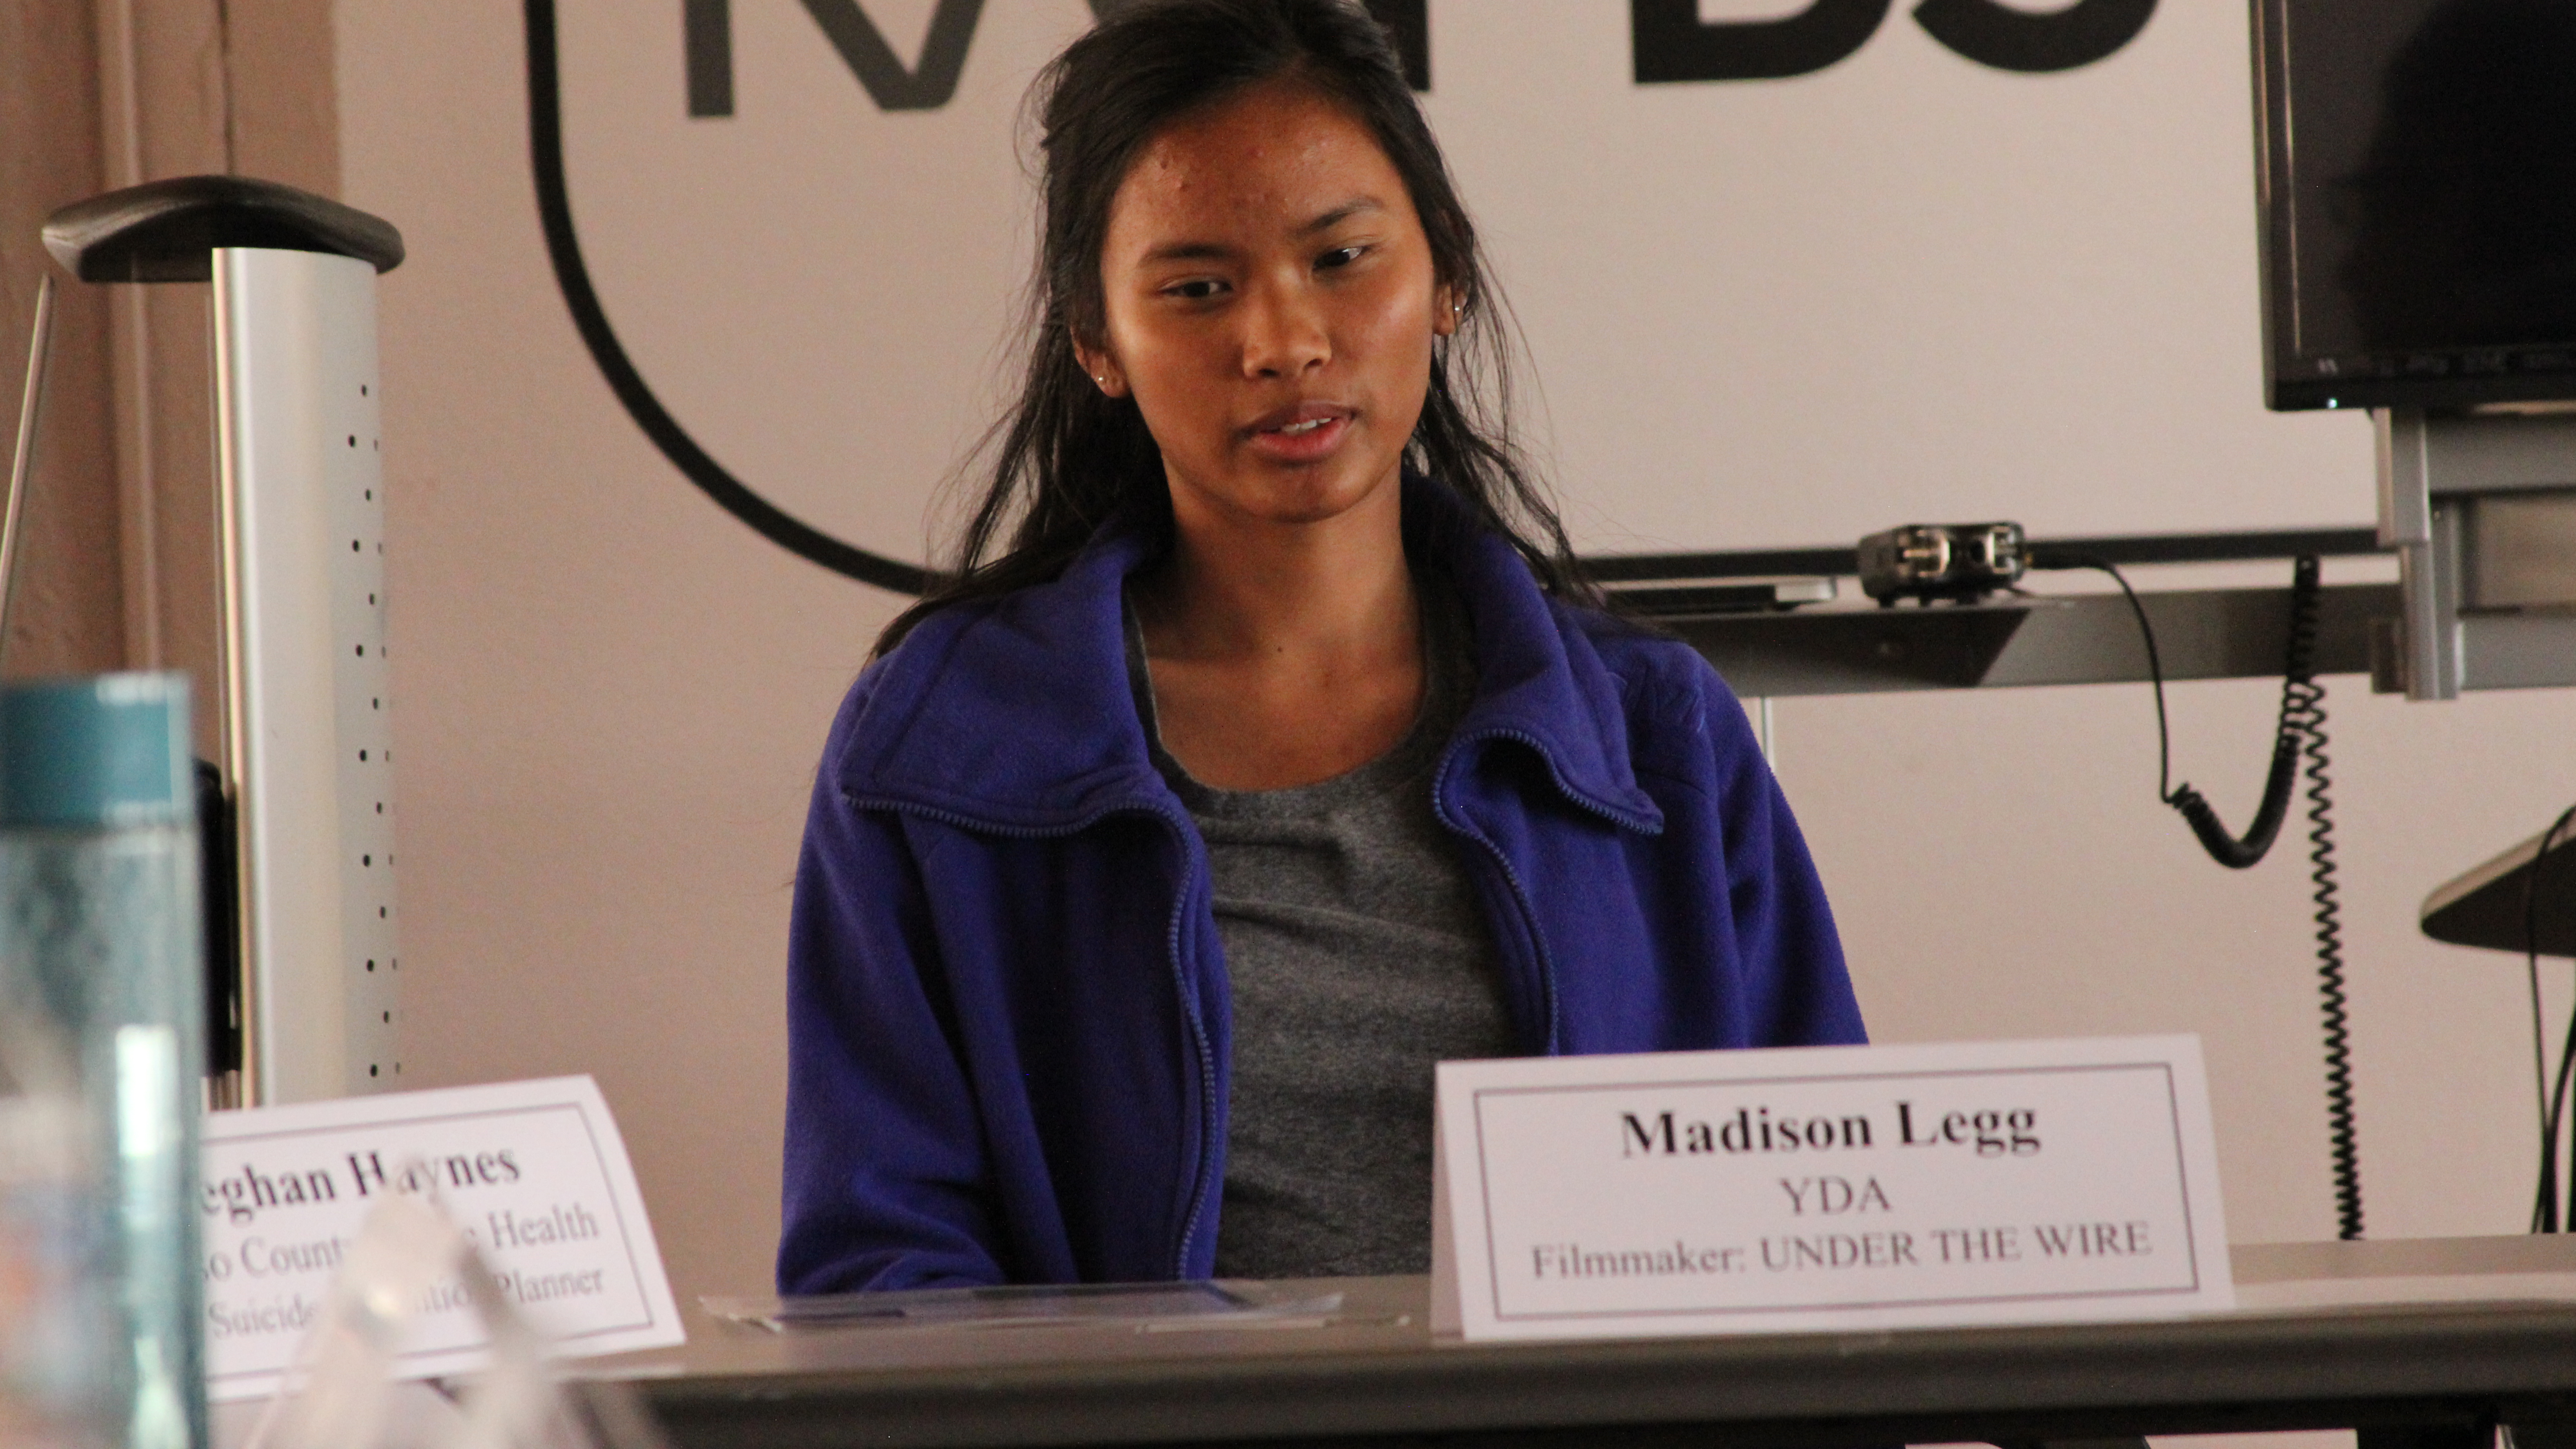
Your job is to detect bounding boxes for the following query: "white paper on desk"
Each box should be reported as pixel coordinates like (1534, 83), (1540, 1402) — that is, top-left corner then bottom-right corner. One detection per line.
(1433, 1037), (2233, 1341)
(201, 1075), (685, 1401)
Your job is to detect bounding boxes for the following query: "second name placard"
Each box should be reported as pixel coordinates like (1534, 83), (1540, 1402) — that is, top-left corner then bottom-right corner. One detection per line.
(1432, 1036), (2233, 1339)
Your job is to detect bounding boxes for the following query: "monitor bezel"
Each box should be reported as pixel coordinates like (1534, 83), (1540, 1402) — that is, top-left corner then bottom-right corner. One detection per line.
(2253, 0), (2576, 413)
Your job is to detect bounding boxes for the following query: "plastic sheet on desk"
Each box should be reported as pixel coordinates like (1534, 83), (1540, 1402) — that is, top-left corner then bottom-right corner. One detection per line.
(700, 1281), (1349, 1335)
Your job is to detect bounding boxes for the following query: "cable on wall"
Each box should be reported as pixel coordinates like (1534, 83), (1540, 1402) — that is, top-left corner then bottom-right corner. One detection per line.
(2277, 566), (2362, 1241)
(2038, 553), (2363, 1240)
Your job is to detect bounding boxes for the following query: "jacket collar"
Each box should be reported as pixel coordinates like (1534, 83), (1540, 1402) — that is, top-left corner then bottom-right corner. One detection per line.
(835, 476), (1662, 834)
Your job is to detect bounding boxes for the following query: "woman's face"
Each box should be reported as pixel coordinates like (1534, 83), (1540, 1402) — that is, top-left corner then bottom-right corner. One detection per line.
(1083, 81), (1453, 534)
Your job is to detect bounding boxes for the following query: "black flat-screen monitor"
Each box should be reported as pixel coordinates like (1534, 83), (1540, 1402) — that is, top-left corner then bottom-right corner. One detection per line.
(2255, 0), (2576, 411)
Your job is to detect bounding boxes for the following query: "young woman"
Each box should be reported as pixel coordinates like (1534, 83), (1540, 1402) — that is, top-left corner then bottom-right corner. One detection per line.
(779, 0), (1864, 1293)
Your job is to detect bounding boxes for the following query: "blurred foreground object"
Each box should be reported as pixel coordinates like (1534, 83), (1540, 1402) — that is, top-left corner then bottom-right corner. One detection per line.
(242, 1190), (669, 1449)
(0, 674), (205, 1448)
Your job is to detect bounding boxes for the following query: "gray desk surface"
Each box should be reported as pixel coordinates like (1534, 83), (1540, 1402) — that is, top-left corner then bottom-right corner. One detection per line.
(584, 1236), (2576, 1449)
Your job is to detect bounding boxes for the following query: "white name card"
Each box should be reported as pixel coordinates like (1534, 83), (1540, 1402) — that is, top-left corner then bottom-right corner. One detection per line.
(201, 1075), (684, 1401)
(1432, 1036), (2232, 1340)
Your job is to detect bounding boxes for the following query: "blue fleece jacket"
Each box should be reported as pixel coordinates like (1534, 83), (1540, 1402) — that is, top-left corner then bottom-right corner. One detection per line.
(778, 477), (1865, 1293)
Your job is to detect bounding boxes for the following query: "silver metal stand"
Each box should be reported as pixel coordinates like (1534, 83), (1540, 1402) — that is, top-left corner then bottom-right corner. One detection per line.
(44, 176), (406, 1106)
(2378, 408), (2576, 701)
(211, 246), (399, 1104)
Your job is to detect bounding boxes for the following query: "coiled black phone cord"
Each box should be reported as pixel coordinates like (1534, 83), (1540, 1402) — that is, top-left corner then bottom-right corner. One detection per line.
(2035, 554), (2362, 1239)
(2277, 573), (2362, 1241)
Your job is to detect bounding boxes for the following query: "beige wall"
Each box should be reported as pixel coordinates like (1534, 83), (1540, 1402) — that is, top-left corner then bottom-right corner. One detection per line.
(325, 0), (2576, 1321)
(339, 0), (879, 1298)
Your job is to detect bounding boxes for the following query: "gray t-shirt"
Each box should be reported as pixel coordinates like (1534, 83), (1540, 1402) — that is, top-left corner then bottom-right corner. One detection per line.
(1125, 579), (1518, 1279)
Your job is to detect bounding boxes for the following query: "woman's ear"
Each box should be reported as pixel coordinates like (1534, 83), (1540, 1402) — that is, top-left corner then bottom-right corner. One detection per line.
(1074, 336), (1128, 398)
(1434, 285), (1463, 339)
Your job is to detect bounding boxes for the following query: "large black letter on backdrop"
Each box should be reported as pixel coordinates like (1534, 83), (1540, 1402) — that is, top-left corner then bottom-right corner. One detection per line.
(1631, 0), (2152, 80)
(801, 0), (986, 111)
(1632, 0), (1892, 83)
(685, 0), (732, 115)
(1912, 0), (2155, 73)
(1087, 0), (1426, 88)
(687, 0), (1426, 114)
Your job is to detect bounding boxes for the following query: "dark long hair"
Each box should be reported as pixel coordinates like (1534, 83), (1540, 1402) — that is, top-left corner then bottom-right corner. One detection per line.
(876, 0), (1591, 654)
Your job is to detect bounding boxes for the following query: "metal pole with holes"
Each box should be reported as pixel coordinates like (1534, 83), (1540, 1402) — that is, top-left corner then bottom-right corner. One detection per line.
(44, 177), (406, 1105)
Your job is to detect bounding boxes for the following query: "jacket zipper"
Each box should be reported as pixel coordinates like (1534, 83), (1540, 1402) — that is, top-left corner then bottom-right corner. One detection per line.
(847, 792), (1221, 1282)
(1156, 812), (1220, 1278)
(1430, 726), (1657, 1056)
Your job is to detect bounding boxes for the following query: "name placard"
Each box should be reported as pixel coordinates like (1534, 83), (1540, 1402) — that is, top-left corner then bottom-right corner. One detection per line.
(201, 1075), (684, 1401)
(1431, 1036), (2232, 1340)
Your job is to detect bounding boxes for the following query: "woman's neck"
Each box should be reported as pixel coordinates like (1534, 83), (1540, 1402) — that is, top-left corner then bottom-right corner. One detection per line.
(1132, 479), (1424, 791)
(1142, 486), (1412, 660)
